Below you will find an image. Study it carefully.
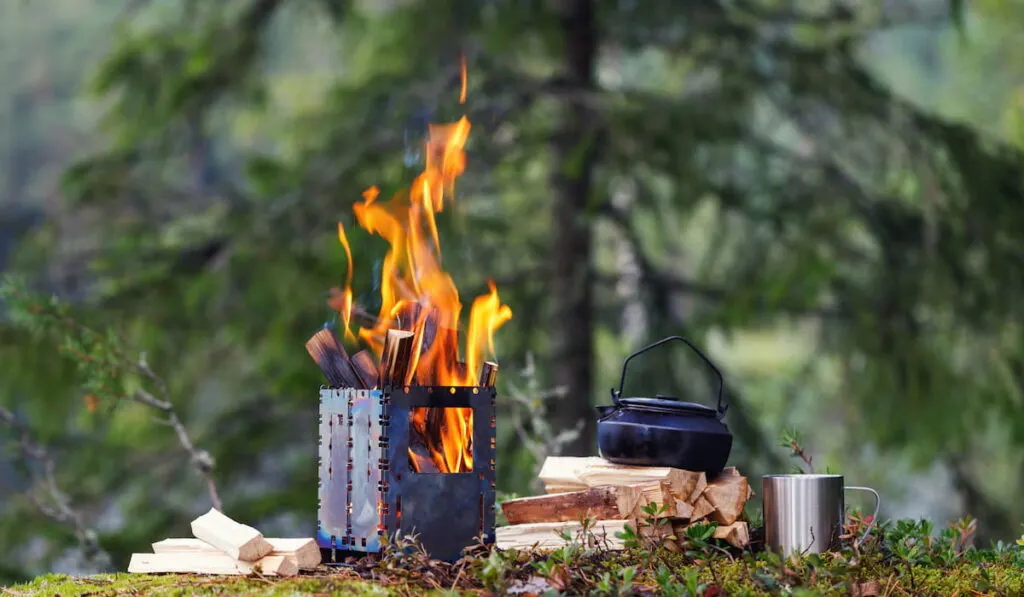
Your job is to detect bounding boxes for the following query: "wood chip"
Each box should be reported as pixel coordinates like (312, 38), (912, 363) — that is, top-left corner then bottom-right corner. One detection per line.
(190, 508), (273, 562)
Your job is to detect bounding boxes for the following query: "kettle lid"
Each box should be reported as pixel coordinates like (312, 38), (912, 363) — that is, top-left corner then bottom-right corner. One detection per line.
(617, 396), (718, 418)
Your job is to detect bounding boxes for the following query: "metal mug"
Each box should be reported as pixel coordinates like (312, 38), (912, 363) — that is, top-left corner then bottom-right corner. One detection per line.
(762, 474), (880, 556)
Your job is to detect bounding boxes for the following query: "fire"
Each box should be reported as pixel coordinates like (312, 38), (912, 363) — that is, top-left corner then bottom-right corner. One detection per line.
(330, 60), (511, 473)
(409, 407), (474, 473)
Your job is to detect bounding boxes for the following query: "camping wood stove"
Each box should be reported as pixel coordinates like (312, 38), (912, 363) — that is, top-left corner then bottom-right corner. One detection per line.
(317, 384), (496, 562)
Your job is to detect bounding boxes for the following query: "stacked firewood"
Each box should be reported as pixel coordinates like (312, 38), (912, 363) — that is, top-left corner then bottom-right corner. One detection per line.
(496, 457), (753, 551)
(127, 508), (320, 576)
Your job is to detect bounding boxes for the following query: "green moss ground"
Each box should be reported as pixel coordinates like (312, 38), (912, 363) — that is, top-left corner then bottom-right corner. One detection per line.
(6, 573), (408, 597)
(10, 517), (1024, 596)
(9, 558), (1024, 597)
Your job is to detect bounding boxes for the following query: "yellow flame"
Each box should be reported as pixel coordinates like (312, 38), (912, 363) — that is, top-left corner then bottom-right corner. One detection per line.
(328, 62), (510, 472)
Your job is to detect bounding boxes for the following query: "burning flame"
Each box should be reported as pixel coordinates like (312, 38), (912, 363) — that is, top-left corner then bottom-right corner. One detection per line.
(330, 60), (511, 473)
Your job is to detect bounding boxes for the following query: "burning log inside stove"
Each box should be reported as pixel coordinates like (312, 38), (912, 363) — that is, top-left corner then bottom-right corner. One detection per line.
(408, 423), (441, 474)
(409, 406), (474, 473)
(350, 350), (379, 389)
(479, 362), (499, 388)
(381, 329), (415, 387)
(306, 328), (362, 388)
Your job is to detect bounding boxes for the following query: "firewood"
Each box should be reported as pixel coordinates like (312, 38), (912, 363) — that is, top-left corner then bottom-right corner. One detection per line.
(306, 328), (361, 388)
(350, 350), (379, 389)
(152, 537), (321, 570)
(264, 538), (321, 570)
(479, 362), (499, 387)
(500, 485), (646, 524)
(495, 520), (627, 551)
(409, 432), (441, 474)
(672, 498), (694, 520)
(538, 457), (704, 503)
(704, 469), (750, 525)
(418, 307), (440, 353)
(690, 494), (716, 522)
(190, 508), (273, 562)
(712, 521), (750, 549)
(380, 329), (415, 387)
(395, 302), (423, 331)
(127, 552), (297, 576)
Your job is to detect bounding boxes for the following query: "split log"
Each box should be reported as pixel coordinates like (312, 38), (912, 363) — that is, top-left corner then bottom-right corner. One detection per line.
(418, 307), (440, 354)
(394, 302), (423, 331)
(539, 457), (705, 503)
(127, 552), (297, 576)
(704, 468), (750, 525)
(690, 494), (716, 522)
(409, 432), (441, 474)
(479, 362), (499, 388)
(501, 485), (652, 524)
(380, 329), (415, 387)
(264, 538), (322, 570)
(712, 521), (750, 549)
(306, 328), (361, 388)
(495, 520), (627, 551)
(350, 350), (380, 389)
(190, 508), (273, 562)
(152, 537), (321, 570)
(672, 499), (694, 520)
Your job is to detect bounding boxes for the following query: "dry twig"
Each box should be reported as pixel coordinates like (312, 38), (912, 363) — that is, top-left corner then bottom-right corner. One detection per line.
(505, 352), (582, 482)
(1, 282), (221, 510)
(0, 405), (111, 566)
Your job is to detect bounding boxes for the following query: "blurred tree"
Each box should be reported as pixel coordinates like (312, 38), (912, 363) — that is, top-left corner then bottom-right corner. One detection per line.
(3, 0), (1024, 581)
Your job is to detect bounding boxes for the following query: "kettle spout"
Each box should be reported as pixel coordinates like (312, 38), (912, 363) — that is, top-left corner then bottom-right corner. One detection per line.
(596, 405), (616, 420)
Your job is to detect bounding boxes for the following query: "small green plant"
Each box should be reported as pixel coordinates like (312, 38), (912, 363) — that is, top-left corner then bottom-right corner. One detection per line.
(477, 547), (513, 593)
(594, 566), (636, 596)
(654, 565), (687, 597)
(779, 427), (814, 473)
(617, 501), (673, 554)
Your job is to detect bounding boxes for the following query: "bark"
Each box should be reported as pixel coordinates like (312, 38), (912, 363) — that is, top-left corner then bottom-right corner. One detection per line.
(548, 0), (598, 455)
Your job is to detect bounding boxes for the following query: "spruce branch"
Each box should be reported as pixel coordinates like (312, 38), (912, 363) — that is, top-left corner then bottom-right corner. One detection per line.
(779, 427), (815, 474)
(0, 277), (221, 510)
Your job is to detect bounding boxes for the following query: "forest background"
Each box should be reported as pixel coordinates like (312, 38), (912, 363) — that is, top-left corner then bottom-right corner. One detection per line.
(2, 0), (1024, 583)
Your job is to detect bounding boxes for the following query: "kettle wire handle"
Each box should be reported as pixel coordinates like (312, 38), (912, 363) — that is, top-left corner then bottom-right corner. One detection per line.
(612, 335), (726, 415)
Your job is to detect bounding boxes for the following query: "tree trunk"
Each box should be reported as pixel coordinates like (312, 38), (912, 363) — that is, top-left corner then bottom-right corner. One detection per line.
(947, 455), (1014, 544)
(548, 0), (598, 455)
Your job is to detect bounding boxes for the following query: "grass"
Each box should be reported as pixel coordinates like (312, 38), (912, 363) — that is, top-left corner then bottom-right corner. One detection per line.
(10, 517), (1024, 597)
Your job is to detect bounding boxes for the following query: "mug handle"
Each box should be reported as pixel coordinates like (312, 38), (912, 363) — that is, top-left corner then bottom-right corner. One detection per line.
(844, 486), (881, 546)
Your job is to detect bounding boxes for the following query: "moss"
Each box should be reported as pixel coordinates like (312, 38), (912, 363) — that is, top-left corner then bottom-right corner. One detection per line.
(8, 573), (429, 597)
(13, 554), (1024, 596)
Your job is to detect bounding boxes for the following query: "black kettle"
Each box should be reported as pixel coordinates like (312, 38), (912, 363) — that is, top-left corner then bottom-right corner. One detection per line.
(596, 336), (733, 477)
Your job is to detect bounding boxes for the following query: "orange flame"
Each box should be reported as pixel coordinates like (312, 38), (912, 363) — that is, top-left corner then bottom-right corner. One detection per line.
(329, 62), (510, 472)
(334, 223), (357, 344)
(459, 53), (467, 104)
